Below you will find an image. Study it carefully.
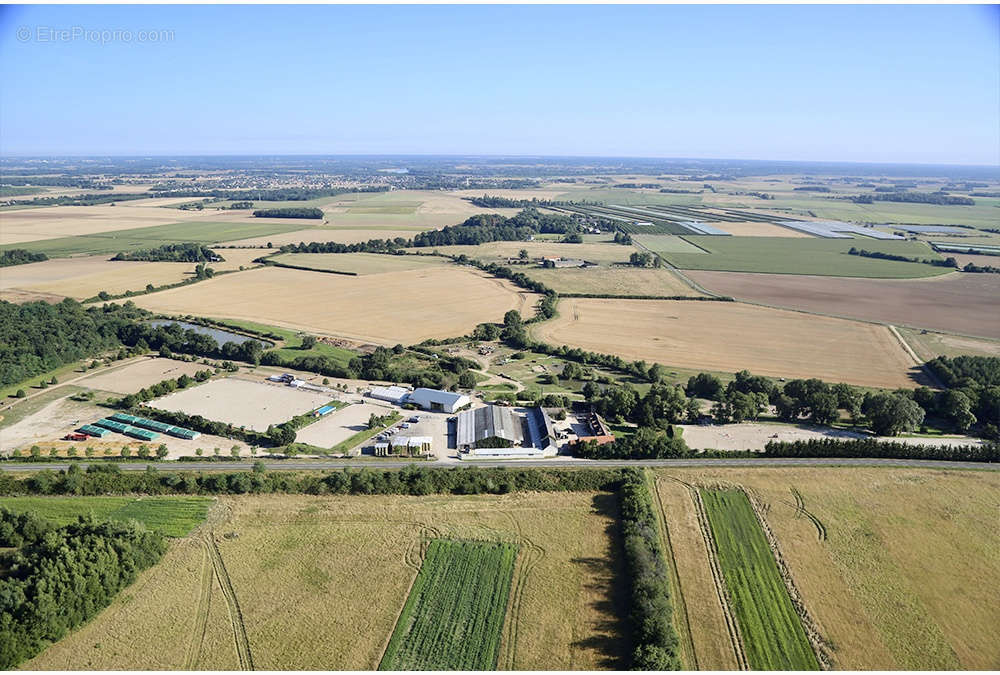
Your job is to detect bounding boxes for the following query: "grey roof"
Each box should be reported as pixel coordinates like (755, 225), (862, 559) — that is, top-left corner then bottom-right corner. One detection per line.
(409, 388), (468, 407)
(456, 405), (523, 447)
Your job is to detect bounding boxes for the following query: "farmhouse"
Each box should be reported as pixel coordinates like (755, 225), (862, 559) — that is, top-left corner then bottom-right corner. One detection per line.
(541, 257), (593, 269)
(408, 388), (471, 413)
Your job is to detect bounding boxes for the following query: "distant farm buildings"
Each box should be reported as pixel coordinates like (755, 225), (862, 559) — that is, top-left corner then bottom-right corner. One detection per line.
(540, 256), (596, 269)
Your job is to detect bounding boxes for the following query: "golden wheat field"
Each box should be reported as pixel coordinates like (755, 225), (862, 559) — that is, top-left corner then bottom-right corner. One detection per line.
(523, 266), (701, 296)
(652, 467), (1000, 671)
(25, 491), (625, 671)
(0, 255), (198, 300)
(531, 297), (921, 388)
(132, 265), (536, 345)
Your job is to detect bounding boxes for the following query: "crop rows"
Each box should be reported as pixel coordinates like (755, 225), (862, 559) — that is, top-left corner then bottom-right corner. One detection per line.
(379, 539), (518, 670)
(1, 496), (212, 537)
(699, 488), (819, 670)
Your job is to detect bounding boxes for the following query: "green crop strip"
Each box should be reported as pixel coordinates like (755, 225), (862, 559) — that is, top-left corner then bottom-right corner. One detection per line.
(700, 488), (819, 670)
(380, 539), (518, 670)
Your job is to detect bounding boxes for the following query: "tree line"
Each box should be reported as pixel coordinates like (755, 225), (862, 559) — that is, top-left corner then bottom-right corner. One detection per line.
(619, 469), (682, 669)
(253, 207), (323, 219)
(847, 247), (957, 268)
(0, 508), (167, 669)
(0, 249), (48, 267)
(851, 192), (975, 206)
(112, 243), (223, 263)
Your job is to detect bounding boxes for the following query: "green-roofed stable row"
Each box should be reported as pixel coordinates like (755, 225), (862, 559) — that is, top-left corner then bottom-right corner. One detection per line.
(107, 412), (200, 440)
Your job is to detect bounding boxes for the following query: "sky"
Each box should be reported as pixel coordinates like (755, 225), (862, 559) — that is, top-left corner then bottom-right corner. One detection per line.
(1, 4), (998, 165)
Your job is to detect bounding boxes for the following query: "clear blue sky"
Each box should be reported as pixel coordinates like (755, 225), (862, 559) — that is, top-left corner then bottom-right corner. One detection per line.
(1, 4), (997, 164)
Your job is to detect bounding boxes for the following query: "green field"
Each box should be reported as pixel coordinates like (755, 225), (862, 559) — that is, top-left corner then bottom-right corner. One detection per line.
(0, 220), (309, 258)
(700, 488), (819, 670)
(210, 317), (357, 366)
(1, 496), (213, 537)
(653, 236), (953, 278)
(0, 186), (46, 197)
(379, 539), (518, 670)
(633, 234), (709, 254)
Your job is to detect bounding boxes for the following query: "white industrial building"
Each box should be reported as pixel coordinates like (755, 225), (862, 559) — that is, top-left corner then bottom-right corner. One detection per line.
(407, 388), (471, 414)
(368, 385), (411, 405)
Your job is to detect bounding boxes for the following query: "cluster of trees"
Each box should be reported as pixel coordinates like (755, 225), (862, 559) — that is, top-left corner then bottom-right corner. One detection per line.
(118, 321), (265, 364)
(252, 207), (323, 219)
(629, 251), (663, 268)
(576, 426), (687, 460)
(613, 232), (633, 245)
(0, 299), (137, 388)
(852, 192), (975, 206)
(278, 237), (407, 255)
(659, 188), (701, 194)
(961, 262), (1000, 274)
(0, 511), (167, 669)
(0, 249), (48, 267)
(411, 208), (589, 248)
(112, 243), (223, 263)
(847, 247), (958, 268)
(117, 369), (214, 409)
(618, 470), (681, 670)
(0, 463), (625, 498)
(466, 195), (547, 208)
(456, 258), (557, 322)
(793, 186), (832, 192)
(925, 356), (1000, 438)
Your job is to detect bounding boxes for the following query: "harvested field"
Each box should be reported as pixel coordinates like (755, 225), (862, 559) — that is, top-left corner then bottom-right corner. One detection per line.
(678, 421), (982, 452)
(27, 492), (625, 670)
(133, 266), (537, 345)
(946, 251), (1000, 268)
(408, 240), (633, 265)
(209, 247), (275, 271)
(219, 228), (429, 247)
(531, 298), (921, 389)
(76, 357), (209, 394)
(897, 327), (1000, 360)
(654, 467), (1000, 670)
(0, 255), (197, 300)
(524, 266), (701, 296)
(271, 252), (449, 275)
(633, 234), (708, 254)
(686, 270), (1000, 339)
(707, 221), (812, 237)
(151, 377), (333, 432)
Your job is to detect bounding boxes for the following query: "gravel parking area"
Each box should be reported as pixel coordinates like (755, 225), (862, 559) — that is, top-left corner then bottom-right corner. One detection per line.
(294, 401), (396, 450)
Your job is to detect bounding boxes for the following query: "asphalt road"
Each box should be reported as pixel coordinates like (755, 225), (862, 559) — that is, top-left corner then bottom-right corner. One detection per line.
(0, 457), (995, 472)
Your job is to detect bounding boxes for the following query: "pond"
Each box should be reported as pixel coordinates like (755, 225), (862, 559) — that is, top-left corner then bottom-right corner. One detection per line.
(147, 320), (273, 348)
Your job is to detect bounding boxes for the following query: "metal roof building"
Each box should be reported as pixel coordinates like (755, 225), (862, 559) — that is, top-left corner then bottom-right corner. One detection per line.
(408, 388), (471, 414)
(456, 405), (524, 450)
(368, 385), (411, 405)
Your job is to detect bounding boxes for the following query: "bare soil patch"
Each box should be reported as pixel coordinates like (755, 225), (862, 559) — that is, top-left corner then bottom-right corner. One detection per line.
(532, 298), (921, 389)
(133, 266), (536, 345)
(76, 357), (208, 394)
(152, 377), (333, 432)
(293, 401), (396, 449)
(687, 270), (1000, 339)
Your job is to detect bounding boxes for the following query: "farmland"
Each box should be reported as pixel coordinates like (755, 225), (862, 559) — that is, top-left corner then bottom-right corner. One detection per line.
(25, 491), (624, 670)
(0, 254), (208, 301)
(531, 297), (921, 389)
(648, 236), (952, 278)
(151, 377), (333, 432)
(219, 228), (430, 247)
(686, 269), (1000, 339)
(270, 251), (450, 275)
(897, 326), (1000, 360)
(523, 265), (701, 296)
(132, 265), (537, 345)
(699, 488), (819, 670)
(75, 356), (210, 394)
(2, 496), (212, 537)
(408, 239), (633, 265)
(653, 467), (1000, 670)
(0, 219), (309, 258)
(380, 539), (518, 670)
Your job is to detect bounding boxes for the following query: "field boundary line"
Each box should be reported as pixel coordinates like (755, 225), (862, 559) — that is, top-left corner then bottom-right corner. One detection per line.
(375, 523), (432, 670)
(631, 237), (723, 297)
(205, 534), (255, 670)
(185, 540), (215, 669)
(743, 489), (831, 669)
(690, 484), (749, 670)
(651, 476), (699, 670)
(497, 509), (544, 670)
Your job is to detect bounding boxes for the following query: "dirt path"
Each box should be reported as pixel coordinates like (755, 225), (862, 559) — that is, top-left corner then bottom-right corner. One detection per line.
(185, 541), (215, 669)
(1, 355), (146, 414)
(206, 534), (255, 670)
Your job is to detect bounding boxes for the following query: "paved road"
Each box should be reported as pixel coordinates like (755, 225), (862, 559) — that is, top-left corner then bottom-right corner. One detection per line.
(1, 457), (995, 472)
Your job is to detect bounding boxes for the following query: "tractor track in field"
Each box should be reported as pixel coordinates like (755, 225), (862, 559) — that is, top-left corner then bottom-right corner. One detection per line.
(653, 476), (699, 670)
(691, 484), (750, 670)
(498, 509), (545, 671)
(782, 487), (828, 541)
(205, 534), (255, 671)
(744, 489), (831, 669)
(184, 540), (214, 670)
